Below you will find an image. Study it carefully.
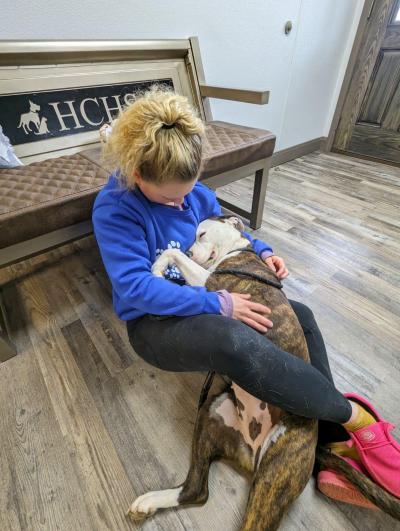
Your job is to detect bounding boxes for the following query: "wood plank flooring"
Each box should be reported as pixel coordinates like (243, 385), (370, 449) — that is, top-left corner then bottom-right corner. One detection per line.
(0, 150), (399, 530)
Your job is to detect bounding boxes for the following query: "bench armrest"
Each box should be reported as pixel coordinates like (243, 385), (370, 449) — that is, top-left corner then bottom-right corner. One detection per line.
(199, 84), (269, 105)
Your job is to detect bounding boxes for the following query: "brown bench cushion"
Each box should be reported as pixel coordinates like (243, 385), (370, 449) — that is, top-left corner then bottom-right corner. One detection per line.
(201, 121), (275, 180)
(0, 152), (108, 249)
(0, 121), (275, 249)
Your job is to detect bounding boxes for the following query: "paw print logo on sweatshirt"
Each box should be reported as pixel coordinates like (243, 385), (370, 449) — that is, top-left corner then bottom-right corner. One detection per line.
(167, 264), (182, 279)
(155, 241), (184, 281)
(167, 240), (181, 250)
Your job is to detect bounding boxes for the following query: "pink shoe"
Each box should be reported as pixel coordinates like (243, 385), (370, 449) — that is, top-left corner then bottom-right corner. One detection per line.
(318, 455), (379, 510)
(344, 392), (400, 498)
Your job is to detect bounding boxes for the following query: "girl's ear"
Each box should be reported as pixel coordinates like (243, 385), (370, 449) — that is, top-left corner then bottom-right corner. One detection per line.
(225, 216), (245, 232)
(133, 169), (142, 182)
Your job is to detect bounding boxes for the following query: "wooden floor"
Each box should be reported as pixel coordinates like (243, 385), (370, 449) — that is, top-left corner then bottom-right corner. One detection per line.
(1, 150), (399, 531)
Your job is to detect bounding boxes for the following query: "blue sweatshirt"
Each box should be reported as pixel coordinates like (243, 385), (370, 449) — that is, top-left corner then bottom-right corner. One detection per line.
(92, 172), (273, 320)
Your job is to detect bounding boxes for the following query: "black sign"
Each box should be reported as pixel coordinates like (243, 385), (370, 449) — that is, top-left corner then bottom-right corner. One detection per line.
(0, 78), (174, 146)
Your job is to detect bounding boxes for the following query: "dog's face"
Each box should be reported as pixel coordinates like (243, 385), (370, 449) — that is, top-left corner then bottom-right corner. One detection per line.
(189, 216), (245, 268)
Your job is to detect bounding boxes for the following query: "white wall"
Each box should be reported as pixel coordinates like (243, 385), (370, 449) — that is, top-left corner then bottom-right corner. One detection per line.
(1, 0), (364, 151)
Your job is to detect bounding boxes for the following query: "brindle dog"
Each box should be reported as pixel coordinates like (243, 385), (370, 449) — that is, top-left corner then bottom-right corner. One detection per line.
(127, 216), (400, 529)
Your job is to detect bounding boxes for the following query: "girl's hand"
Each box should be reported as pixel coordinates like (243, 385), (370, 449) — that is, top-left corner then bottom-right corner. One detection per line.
(265, 255), (289, 279)
(230, 293), (273, 333)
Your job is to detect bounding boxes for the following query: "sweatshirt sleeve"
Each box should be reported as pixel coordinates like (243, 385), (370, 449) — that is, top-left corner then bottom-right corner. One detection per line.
(241, 230), (274, 258)
(92, 203), (221, 317)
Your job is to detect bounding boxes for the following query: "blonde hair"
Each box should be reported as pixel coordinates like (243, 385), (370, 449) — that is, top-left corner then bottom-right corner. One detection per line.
(102, 84), (205, 189)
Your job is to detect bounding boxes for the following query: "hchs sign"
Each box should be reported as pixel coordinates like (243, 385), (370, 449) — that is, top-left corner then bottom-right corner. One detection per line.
(0, 78), (174, 146)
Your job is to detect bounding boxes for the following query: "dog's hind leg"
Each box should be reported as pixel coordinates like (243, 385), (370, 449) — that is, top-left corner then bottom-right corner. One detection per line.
(240, 416), (317, 531)
(127, 389), (252, 521)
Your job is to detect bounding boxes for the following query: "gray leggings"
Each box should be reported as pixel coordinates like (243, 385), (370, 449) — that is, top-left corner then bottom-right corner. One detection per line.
(127, 300), (351, 443)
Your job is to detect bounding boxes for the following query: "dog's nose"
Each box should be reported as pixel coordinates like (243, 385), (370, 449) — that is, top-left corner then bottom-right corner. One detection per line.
(185, 250), (193, 258)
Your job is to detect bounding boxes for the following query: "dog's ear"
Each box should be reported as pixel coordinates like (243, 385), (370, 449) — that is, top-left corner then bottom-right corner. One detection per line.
(225, 216), (245, 232)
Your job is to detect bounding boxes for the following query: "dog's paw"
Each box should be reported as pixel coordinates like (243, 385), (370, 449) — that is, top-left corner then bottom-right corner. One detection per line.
(126, 487), (182, 521)
(126, 492), (158, 520)
(152, 249), (183, 277)
(151, 256), (169, 277)
(162, 248), (183, 258)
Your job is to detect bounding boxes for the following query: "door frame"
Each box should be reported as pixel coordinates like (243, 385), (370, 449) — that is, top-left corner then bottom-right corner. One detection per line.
(326, 0), (399, 161)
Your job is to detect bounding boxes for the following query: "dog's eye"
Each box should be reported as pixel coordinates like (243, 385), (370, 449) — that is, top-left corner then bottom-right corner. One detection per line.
(199, 232), (206, 239)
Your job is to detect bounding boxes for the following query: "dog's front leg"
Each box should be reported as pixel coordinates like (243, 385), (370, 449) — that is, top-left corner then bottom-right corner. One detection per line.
(152, 249), (210, 286)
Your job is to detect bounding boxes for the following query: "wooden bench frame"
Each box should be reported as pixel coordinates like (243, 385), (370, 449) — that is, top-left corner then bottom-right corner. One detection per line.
(0, 38), (273, 361)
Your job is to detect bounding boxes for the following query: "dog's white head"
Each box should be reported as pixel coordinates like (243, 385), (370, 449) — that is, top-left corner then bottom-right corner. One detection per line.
(188, 216), (248, 269)
(29, 100), (40, 112)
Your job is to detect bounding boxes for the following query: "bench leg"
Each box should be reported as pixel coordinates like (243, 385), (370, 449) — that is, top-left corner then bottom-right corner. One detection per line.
(250, 162), (270, 229)
(217, 159), (271, 230)
(0, 286), (17, 362)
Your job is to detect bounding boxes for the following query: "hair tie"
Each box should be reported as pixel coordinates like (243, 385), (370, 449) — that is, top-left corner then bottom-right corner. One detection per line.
(161, 122), (175, 129)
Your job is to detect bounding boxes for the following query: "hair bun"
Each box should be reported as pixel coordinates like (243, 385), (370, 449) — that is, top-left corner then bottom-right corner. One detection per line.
(101, 84), (204, 187)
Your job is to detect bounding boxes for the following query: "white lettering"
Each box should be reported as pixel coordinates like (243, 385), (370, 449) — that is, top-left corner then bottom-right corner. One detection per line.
(80, 98), (103, 126)
(99, 95), (124, 121)
(49, 100), (84, 131)
(124, 93), (135, 106)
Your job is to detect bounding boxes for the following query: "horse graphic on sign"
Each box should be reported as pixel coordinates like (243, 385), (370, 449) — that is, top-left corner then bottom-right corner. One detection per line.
(17, 100), (48, 135)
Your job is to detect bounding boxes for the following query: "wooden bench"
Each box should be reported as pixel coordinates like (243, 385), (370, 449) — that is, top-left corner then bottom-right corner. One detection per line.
(0, 38), (276, 360)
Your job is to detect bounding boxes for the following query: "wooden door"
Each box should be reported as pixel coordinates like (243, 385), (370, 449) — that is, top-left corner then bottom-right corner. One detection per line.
(333, 0), (400, 165)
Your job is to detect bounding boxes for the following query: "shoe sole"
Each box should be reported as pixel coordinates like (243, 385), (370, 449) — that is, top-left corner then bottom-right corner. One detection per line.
(318, 470), (379, 510)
